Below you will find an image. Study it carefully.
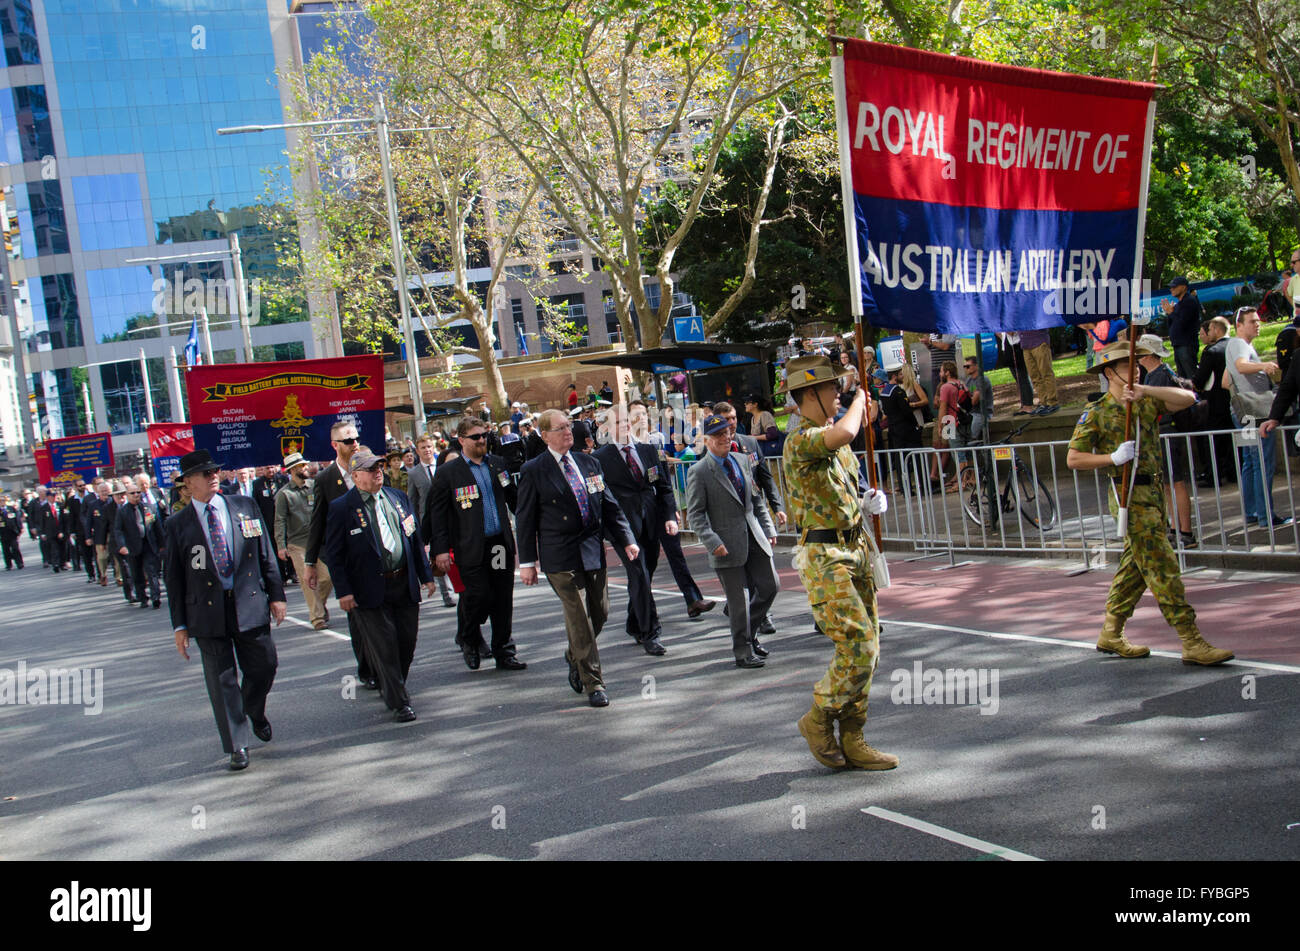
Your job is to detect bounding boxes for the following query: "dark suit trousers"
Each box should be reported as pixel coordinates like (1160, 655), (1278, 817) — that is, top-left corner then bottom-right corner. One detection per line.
(1, 534), (22, 569)
(545, 568), (609, 692)
(715, 531), (780, 660)
(69, 532), (82, 569)
(613, 531), (661, 638)
(456, 535), (517, 656)
(345, 606), (374, 681)
(658, 530), (703, 607)
(82, 537), (96, 579)
(352, 573), (419, 710)
(196, 592), (278, 754)
(127, 551), (161, 604)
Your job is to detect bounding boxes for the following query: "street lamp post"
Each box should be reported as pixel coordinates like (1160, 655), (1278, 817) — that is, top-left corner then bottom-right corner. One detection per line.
(219, 100), (449, 437)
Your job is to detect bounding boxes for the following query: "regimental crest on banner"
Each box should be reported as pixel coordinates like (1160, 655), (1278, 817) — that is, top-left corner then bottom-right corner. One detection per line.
(271, 395), (313, 462)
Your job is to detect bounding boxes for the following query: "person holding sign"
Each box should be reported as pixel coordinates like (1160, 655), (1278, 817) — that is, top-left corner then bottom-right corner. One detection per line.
(1066, 343), (1233, 665)
(779, 355), (892, 771)
(323, 448), (435, 723)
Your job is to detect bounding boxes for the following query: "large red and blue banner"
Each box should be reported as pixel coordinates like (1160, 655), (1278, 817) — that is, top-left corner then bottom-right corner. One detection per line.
(833, 40), (1157, 333)
(146, 423), (195, 489)
(44, 432), (110, 485)
(185, 355), (385, 469)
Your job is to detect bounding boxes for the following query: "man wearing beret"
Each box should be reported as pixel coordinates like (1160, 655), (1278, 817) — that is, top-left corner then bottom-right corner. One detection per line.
(165, 450), (287, 771)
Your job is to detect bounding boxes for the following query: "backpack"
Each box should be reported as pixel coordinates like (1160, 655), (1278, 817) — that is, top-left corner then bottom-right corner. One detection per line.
(954, 385), (974, 429)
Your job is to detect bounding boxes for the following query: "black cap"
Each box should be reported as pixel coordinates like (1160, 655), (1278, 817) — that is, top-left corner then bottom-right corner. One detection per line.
(176, 449), (224, 480)
(1170, 276), (1189, 289)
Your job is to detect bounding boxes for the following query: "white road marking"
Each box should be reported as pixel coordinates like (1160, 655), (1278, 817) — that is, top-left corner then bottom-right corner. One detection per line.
(862, 806), (1043, 861)
(281, 613), (351, 641)
(887, 619), (1300, 674)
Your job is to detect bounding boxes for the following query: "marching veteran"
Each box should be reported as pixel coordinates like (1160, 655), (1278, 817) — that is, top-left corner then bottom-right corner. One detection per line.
(780, 355), (892, 771)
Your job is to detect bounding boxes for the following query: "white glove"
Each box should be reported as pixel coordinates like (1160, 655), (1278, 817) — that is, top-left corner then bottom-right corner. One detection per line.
(1109, 441), (1136, 467)
(864, 487), (888, 516)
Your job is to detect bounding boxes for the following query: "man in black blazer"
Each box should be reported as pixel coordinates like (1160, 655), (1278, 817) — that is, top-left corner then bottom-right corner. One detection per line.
(114, 484), (165, 609)
(592, 402), (678, 655)
(323, 448), (435, 723)
(516, 409), (638, 707)
(427, 418), (527, 671)
(38, 489), (68, 572)
(252, 465), (293, 584)
(0, 494), (23, 569)
(304, 419), (376, 688)
(165, 450), (286, 771)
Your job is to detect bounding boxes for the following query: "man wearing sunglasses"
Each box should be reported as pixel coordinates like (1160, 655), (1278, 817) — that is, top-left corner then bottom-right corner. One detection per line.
(427, 418), (527, 671)
(305, 419), (377, 689)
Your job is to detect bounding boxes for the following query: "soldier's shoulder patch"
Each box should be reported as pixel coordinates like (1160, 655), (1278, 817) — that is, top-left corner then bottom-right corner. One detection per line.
(1077, 410), (1089, 424)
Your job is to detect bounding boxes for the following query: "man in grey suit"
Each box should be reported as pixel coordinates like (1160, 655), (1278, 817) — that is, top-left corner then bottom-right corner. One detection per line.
(406, 431), (456, 608)
(685, 413), (780, 669)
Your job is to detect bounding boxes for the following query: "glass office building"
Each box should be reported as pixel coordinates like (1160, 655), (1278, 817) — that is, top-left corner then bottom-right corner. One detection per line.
(1, 0), (320, 454)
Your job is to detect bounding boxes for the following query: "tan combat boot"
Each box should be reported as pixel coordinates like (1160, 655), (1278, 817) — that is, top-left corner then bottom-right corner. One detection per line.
(797, 704), (846, 769)
(838, 715), (899, 770)
(1178, 627), (1235, 666)
(1095, 614), (1150, 658)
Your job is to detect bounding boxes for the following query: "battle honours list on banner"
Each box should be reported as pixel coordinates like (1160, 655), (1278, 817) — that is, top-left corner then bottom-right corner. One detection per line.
(185, 355), (385, 470)
(833, 40), (1157, 333)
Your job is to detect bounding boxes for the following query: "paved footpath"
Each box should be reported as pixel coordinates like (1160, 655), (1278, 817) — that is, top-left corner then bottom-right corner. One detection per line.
(1, 533), (1296, 861)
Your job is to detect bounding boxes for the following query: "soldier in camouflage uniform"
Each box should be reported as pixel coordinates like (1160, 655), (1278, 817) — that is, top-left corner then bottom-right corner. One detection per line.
(780, 355), (894, 770)
(1067, 341), (1233, 665)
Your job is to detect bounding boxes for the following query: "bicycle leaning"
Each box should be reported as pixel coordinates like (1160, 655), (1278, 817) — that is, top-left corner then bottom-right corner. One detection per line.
(956, 420), (1058, 531)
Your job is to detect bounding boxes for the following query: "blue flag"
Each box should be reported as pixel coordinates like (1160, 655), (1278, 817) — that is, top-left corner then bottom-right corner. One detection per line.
(184, 316), (200, 366)
(516, 322), (529, 356)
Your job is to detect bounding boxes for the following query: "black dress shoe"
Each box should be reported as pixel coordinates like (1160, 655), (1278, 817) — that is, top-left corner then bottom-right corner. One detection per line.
(363, 678), (380, 690)
(588, 689), (610, 707)
(139, 600), (150, 609)
(687, 599), (716, 619)
(735, 655), (766, 669)
(751, 637), (770, 658)
(566, 655), (583, 694)
(476, 641), (494, 660)
(495, 655), (527, 670)
(153, 600), (161, 609)
(394, 705), (417, 723)
(641, 634), (667, 656)
(252, 719), (272, 742)
(229, 748), (250, 771)
(758, 617), (776, 636)
(462, 645), (481, 670)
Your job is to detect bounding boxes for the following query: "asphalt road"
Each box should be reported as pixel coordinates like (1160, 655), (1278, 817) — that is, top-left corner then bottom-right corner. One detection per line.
(1, 533), (1297, 861)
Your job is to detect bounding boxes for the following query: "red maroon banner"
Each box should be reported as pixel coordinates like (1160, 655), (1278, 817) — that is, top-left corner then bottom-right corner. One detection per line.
(34, 446), (52, 485)
(147, 423), (196, 488)
(833, 39), (1157, 332)
(185, 355), (385, 468)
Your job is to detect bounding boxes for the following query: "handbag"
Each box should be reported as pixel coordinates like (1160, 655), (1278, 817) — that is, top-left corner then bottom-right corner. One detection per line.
(1226, 368), (1275, 421)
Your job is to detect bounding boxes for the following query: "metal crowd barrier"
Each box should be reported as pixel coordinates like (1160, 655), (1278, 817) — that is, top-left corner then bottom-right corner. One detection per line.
(659, 425), (1300, 569)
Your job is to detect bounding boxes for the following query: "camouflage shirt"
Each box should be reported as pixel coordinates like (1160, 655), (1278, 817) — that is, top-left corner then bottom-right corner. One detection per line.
(782, 417), (863, 531)
(1069, 391), (1163, 505)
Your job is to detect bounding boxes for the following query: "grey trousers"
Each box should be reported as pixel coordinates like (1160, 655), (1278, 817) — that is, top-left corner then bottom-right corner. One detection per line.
(196, 596), (278, 754)
(546, 568), (609, 692)
(715, 532), (781, 660)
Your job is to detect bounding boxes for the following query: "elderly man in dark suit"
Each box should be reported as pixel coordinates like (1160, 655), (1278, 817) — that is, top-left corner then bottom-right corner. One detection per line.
(165, 450), (287, 772)
(407, 431), (457, 609)
(114, 482), (165, 609)
(427, 417), (527, 671)
(592, 401), (678, 655)
(685, 413), (780, 668)
(323, 448), (435, 723)
(516, 409), (638, 708)
(304, 418), (376, 689)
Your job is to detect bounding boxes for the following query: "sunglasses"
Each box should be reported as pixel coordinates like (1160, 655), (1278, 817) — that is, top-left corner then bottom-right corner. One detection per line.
(461, 432), (488, 441)
(336, 437), (358, 445)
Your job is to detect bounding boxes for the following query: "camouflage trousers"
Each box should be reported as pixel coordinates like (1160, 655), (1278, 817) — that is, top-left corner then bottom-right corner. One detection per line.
(1105, 495), (1195, 630)
(795, 541), (879, 721)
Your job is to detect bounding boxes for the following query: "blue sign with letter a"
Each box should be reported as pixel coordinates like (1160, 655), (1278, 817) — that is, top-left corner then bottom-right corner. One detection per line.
(673, 316), (706, 343)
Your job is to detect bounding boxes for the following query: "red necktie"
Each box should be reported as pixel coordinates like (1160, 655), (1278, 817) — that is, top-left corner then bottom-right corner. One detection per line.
(623, 445), (643, 483)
